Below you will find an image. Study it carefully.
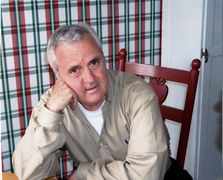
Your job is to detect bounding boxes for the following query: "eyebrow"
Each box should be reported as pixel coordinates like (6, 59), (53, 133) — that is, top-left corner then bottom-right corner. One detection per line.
(67, 55), (103, 71)
(67, 65), (80, 72)
(89, 57), (100, 63)
(88, 55), (103, 63)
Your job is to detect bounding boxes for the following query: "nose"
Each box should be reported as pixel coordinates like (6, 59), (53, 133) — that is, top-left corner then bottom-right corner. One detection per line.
(83, 67), (96, 84)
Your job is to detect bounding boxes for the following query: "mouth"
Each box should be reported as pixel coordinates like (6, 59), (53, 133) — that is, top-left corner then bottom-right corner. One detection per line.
(85, 83), (98, 92)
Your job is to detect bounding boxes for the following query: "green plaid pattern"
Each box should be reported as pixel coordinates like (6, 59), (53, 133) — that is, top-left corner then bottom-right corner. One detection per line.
(1, 0), (162, 178)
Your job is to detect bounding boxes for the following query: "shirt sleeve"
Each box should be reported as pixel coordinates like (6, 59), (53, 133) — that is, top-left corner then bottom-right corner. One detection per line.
(12, 90), (66, 180)
(76, 86), (170, 180)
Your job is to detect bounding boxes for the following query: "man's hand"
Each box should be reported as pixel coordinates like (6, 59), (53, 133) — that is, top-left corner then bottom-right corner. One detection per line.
(46, 80), (77, 112)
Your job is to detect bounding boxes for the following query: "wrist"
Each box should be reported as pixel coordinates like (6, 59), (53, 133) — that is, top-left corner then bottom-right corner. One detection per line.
(38, 105), (63, 129)
(45, 102), (62, 113)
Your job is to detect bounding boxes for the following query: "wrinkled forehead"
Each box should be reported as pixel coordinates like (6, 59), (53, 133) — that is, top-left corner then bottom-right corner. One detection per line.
(55, 36), (105, 65)
(55, 34), (102, 53)
(58, 35), (102, 52)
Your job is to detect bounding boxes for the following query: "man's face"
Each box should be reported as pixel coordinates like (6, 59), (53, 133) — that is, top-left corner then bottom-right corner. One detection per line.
(55, 35), (108, 110)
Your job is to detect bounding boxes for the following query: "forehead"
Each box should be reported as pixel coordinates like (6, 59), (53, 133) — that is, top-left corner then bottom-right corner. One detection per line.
(55, 35), (101, 55)
(55, 36), (103, 67)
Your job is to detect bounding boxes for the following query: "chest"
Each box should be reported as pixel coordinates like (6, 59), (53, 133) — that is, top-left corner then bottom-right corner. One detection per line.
(62, 104), (130, 163)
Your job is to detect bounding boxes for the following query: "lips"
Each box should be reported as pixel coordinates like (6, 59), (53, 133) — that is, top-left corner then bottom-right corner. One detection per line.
(85, 82), (98, 92)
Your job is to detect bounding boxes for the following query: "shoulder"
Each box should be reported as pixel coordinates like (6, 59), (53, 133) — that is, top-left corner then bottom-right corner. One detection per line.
(107, 70), (157, 104)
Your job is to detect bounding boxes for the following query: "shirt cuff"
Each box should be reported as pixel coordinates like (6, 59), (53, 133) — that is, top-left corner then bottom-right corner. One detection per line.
(37, 105), (63, 129)
(76, 162), (92, 180)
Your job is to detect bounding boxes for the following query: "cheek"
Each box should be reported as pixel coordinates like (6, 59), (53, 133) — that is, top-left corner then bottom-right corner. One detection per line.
(65, 79), (83, 95)
(98, 71), (108, 90)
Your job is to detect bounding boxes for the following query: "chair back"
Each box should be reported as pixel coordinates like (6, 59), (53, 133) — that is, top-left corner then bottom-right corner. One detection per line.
(118, 48), (201, 167)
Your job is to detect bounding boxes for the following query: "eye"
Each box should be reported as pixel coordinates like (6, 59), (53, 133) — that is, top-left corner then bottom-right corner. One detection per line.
(89, 59), (100, 69)
(68, 66), (80, 76)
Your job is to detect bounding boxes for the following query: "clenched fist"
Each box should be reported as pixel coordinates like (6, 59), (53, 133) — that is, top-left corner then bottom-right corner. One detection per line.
(46, 80), (77, 112)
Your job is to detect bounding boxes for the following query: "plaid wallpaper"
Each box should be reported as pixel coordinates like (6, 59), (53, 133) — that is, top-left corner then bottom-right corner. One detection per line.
(1, 0), (162, 178)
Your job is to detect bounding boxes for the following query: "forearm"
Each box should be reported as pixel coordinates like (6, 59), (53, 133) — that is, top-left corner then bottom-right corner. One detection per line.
(76, 149), (169, 180)
(13, 138), (62, 180)
(12, 104), (65, 179)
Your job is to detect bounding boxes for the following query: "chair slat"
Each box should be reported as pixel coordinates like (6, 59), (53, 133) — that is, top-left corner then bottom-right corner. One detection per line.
(118, 48), (200, 167)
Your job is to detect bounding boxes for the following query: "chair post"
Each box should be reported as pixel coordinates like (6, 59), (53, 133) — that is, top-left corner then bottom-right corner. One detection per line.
(177, 59), (201, 167)
(118, 48), (127, 71)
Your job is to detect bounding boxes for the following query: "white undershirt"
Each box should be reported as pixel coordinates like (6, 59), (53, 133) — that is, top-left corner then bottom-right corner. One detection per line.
(78, 101), (105, 135)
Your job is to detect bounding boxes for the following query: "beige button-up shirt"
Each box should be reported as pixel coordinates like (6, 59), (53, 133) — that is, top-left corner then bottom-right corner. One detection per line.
(13, 70), (170, 180)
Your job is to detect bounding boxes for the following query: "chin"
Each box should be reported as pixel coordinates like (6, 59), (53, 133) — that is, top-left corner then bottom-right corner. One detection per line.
(87, 98), (104, 106)
(83, 97), (105, 107)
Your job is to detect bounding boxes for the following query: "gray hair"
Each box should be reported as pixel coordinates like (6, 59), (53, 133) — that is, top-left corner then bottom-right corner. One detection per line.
(46, 23), (103, 75)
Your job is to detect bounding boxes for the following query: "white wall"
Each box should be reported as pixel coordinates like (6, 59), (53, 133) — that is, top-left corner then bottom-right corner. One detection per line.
(162, 0), (204, 178)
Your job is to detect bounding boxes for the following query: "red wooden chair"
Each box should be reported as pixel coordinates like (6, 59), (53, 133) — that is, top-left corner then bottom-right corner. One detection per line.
(118, 48), (201, 167)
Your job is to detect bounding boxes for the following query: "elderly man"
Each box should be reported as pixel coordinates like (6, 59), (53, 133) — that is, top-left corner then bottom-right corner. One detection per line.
(13, 23), (171, 180)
